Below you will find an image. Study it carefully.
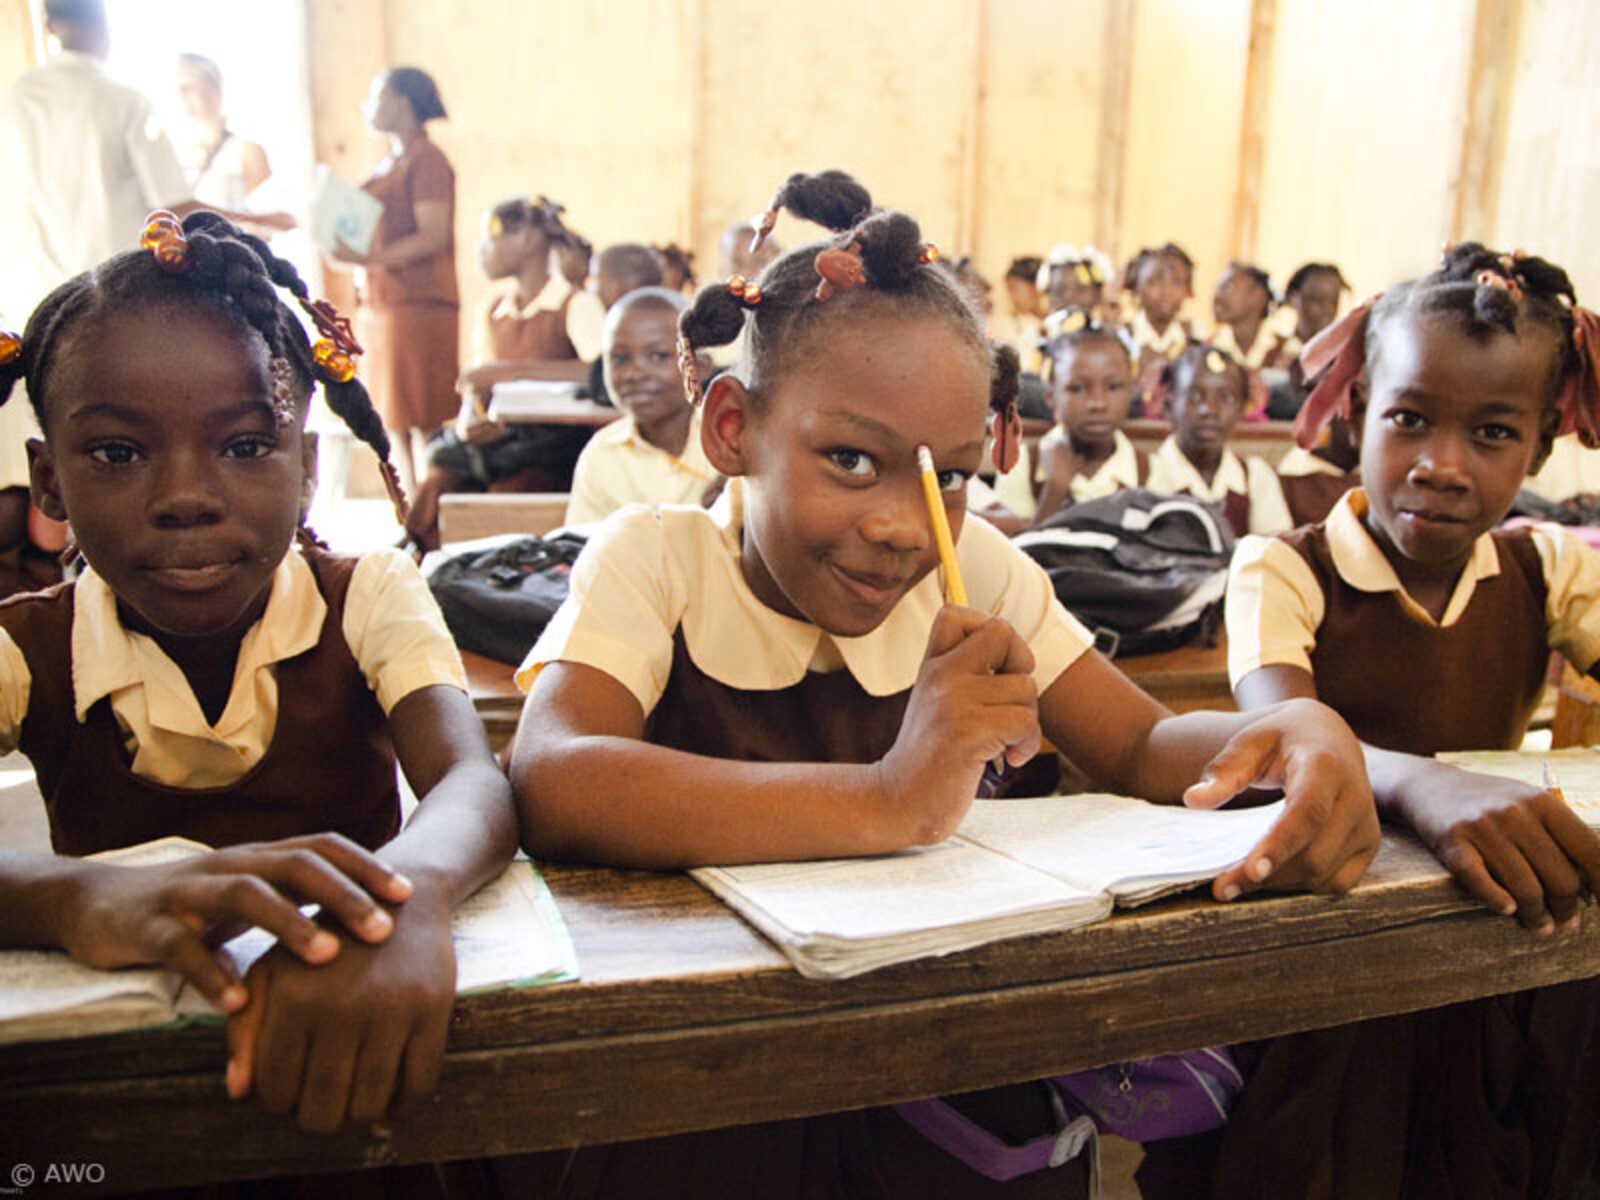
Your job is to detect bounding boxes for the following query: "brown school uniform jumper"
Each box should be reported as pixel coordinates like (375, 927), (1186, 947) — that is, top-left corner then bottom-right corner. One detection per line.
(467, 634), (1087, 1200)
(0, 545), (400, 856)
(1140, 523), (1600, 1200)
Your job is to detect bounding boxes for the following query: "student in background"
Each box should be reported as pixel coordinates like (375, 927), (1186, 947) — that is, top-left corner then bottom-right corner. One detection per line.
(1275, 414), (1360, 526)
(653, 242), (697, 293)
(508, 169), (1378, 1199)
(998, 254), (1044, 349)
(0, 213), (514, 1135)
(1040, 244), (1114, 324)
(1209, 262), (1292, 371)
(995, 312), (1146, 525)
(404, 196), (607, 551)
(1122, 243), (1196, 411)
(1147, 344), (1292, 537)
(565, 287), (717, 525)
(1207, 242), (1600, 1200)
(1280, 260), (1350, 363)
(576, 242), (667, 408)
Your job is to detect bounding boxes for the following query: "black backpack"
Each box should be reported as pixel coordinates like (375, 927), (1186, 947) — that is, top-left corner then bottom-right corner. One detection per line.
(1012, 489), (1234, 657)
(425, 533), (587, 665)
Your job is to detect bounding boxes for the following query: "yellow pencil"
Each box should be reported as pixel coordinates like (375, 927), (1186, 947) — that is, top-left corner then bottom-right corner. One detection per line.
(916, 444), (968, 607)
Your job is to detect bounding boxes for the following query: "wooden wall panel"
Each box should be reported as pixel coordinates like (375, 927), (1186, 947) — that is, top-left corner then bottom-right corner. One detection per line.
(1253, 0), (1476, 300)
(0, 0), (38, 90)
(1118, 0), (1253, 320)
(973, 0), (1107, 282)
(1493, 0), (1600, 302)
(694, 0), (972, 271)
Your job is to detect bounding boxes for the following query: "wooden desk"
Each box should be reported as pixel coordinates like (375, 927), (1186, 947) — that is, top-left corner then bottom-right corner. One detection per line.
(462, 648), (521, 750)
(3, 832), (1597, 1192)
(1116, 638), (1235, 714)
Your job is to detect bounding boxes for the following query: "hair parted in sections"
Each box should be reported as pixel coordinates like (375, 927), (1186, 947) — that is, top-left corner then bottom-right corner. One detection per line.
(1366, 242), (1578, 403)
(676, 169), (1015, 419)
(492, 194), (582, 246)
(1226, 262), (1275, 307)
(0, 210), (405, 518)
(1164, 341), (1249, 401)
(1285, 261), (1350, 297)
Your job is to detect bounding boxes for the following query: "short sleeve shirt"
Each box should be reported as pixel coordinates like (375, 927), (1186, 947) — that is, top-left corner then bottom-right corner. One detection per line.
(519, 479), (1093, 715)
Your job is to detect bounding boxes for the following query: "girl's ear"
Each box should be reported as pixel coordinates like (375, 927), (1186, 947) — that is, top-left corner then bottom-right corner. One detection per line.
(700, 373), (754, 477)
(26, 438), (66, 523)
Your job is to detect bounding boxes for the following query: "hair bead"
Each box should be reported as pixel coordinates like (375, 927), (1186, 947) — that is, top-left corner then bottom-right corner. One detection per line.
(311, 339), (356, 384)
(0, 331), (20, 367)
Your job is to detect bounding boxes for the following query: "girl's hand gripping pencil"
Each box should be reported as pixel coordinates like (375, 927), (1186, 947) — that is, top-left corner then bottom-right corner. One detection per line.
(917, 444), (1010, 795)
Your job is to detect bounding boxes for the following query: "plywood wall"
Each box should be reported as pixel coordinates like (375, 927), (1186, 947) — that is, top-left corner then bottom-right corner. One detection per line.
(8, 0), (1592, 351)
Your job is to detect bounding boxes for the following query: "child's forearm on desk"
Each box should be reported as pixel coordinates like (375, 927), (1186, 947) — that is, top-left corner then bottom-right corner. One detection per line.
(513, 735), (904, 868)
(385, 758), (517, 907)
(0, 850), (96, 949)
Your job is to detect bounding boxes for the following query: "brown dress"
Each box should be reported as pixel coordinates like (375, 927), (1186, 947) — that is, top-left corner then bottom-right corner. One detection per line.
(450, 633), (1089, 1200)
(358, 134), (459, 433)
(1138, 523), (1600, 1200)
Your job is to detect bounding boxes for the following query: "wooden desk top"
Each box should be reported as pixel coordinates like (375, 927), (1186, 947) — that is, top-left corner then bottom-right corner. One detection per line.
(3, 830), (1597, 1191)
(1115, 638), (1234, 713)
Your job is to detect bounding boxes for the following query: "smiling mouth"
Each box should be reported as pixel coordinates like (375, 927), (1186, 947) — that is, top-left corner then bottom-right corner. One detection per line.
(145, 561), (241, 591)
(1399, 507), (1469, 527)
(831, 562), (907, 607)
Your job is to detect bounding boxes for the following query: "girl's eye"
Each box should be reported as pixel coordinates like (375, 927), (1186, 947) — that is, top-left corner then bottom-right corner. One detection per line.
(223, 436), (274, 460)
(937, 469), (969, 494)
(87, 443), (140, 466)
(828, 449), (877, 478)
(1389, 409), (1425, 430)
(1478, 423), (1518, 442)
(648, 350), (673, 365)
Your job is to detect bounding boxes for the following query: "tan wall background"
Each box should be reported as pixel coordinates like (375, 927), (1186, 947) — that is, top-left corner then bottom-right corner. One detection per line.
(7, 0), (1598, 348)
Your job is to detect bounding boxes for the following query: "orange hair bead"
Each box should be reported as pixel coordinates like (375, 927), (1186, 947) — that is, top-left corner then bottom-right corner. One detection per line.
(139, 211), (182, 251)
(920, 243), (941, 264)
(311, 339), (356, 384)
(0, 331), (21, 367)
(153, 232), (191, 273)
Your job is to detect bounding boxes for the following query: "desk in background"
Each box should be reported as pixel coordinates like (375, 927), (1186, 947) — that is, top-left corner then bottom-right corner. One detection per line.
(4, 830), (1597, 1192)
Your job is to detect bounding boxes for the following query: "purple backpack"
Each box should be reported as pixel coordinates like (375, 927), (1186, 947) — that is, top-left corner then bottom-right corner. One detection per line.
(894, 1047), (1242, 1182)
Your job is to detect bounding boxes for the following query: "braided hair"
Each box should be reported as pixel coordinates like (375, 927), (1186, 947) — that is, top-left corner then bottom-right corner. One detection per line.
(1285, 261), (1350, 299)
(1220, 262), (1275, 315)
(1366, 242), (1576, 402)
(1165, 342), (1249, 408)
(1123, 242), (1195, 293)
(678, 170), (1017, 423)
(0, 210), (402, 519)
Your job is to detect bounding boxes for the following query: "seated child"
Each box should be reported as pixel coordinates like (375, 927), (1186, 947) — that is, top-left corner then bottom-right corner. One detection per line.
(508, 170), (1379, 1199)
(1280, 260), (1350, 364)
(1122, 242), (1195, 408)
(406, 196), (612, 550)
(0, 212), (515, 1133)
(1275, 414), (1360, 525)
(1210, 242), (1600, 1200)
(565, 287), (717, 525)
(577, 242), (667, 407)
(997, 253), (1043, 352)
(1209, 262), (1293, 370)
(1146, 344), (1292, 536)
(995, 312), (1146, 524)
(652, 241), (697, 293)
(1040, 243), (1115, 324)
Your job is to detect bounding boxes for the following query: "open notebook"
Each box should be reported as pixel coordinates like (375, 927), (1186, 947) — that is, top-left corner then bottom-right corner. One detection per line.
(692, 793), (1285, 980)
(0, 839), (578, 1045)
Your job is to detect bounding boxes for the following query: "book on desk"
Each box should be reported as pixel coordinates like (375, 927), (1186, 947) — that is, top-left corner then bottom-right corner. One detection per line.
(0, 839), (578, 1046)
(692, 792), (1286, 980)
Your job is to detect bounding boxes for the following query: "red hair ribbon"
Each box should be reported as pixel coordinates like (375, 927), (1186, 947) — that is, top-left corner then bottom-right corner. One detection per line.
(814, 241), (865, 301)
(298, 298), (364, 356)
(991, 402), (1023, 474)
(1557, 306), (1600, 449)
(1292, 294), (1378, 449)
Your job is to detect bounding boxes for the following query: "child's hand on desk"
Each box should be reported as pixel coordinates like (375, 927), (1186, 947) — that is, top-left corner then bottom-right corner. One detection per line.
(876, 607), (1040, 847)
(1396, 766), (1600, 936)
(224, 890), (456, 1133)
(57, 835), (410, 1013)
(1184, 698), (1379, 900)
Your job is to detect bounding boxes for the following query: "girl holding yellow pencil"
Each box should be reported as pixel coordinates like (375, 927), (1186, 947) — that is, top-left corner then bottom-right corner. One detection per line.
(503, 170), (1379, 1198)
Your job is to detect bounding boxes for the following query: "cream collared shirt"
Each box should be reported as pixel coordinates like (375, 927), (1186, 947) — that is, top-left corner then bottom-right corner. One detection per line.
(1128, 310), (1189, 359)
(994, 427), (1145, 520)
(0, 548), (465, 789)
(1146, 436), (1292, 536)
(474, 273), (607, 364)
(565, 411), (718, 526)
(1225, 488), (1600, 686)
(519, 479), (1092, 715)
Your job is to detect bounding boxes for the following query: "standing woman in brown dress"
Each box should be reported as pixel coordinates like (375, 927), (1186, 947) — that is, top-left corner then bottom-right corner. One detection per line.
(331, 67), (458, 490)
